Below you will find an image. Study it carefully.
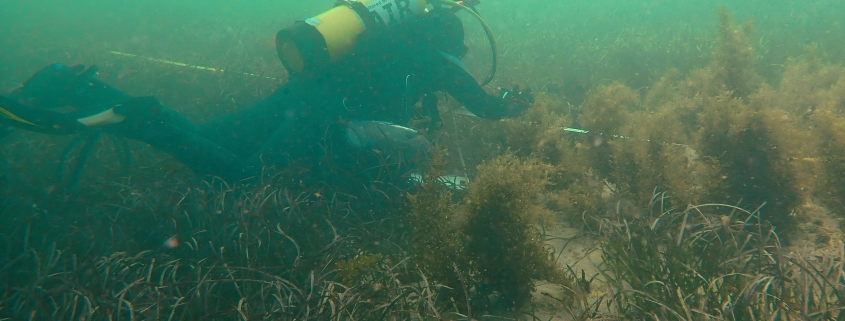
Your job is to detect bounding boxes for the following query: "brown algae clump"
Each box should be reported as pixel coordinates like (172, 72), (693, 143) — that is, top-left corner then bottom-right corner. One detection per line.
(692, 91), (803, 233)
(462, 154), (565, 310)
(406, 149), (466, 302)
(713, 6), (759, 98)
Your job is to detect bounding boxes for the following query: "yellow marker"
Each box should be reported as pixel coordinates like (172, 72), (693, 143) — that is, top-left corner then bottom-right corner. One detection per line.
(0, 106), (38, 127)
(108, 51), (278, 80)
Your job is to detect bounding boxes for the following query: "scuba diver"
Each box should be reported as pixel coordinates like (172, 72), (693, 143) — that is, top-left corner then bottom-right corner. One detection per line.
(0, 0), (533, 185)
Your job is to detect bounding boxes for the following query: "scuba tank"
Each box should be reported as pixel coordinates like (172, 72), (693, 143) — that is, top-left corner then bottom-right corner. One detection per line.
(275, 0), (427, 77)
(276, 0), (497, 84)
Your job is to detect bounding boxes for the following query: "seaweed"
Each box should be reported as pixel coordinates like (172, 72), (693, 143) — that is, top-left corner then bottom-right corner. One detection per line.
(0, 170), (447, 320)
(811, 111), (845, 215)
(461, 154), (567, 310)
(599, 193), (845, 319)
(605, 136), (699, 209)
(577, 82), (638, 184)
(771, 48), (845, 116)
(338, 251), (386, 285)
(8, 3), (845, 319)
(712, 6), (760, 99)
(692, 91), (803, 234)
(406, 148), (466, 303)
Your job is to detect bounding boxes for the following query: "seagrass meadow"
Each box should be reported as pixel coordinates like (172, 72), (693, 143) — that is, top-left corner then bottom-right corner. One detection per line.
(3, 0), (845, 320)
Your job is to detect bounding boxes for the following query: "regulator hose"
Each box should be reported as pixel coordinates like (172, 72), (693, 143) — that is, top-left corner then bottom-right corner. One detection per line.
(437, 0), (497, 86)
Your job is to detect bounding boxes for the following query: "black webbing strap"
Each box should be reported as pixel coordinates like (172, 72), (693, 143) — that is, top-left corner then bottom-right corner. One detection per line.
(341, 1), (379, 29)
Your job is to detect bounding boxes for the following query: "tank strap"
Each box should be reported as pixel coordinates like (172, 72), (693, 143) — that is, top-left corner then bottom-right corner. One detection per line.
(340, 1), (379, 29)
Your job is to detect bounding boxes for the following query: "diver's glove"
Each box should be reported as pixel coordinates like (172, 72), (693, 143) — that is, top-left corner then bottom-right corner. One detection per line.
(11, 63), (131, 114)
(498, 85), (533, 117)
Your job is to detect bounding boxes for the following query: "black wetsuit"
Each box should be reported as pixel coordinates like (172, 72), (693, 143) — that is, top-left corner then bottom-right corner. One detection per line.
(2, 10), (524, 182)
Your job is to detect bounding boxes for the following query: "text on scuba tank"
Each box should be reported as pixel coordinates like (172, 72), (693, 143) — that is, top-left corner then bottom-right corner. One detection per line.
(363, 0), (416, 26)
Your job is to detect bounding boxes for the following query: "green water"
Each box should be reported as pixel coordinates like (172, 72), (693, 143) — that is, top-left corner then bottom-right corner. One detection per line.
(2, 0), (843, 91)
(2, 0), (845, 319)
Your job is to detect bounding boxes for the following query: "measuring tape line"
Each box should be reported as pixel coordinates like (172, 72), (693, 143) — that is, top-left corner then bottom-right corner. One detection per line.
(108, 51), (280, 80)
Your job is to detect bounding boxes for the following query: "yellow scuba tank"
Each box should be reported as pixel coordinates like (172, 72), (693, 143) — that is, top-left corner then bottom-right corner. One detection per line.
(276, 0), (427, 76)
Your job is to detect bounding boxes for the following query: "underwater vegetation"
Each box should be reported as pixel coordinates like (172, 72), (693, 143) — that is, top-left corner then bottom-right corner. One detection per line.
(408, 151), (571, 315)
(406, 149), (467, 306)
(712, 7), (759, 99)
(457, 8), (809, 234)
(0, 167), (458, 320)
(599, 193), (845, 319)
(460, 154), (565, 310)
(811, 112), (845, 215)
(7, 5), (845, 320)
(434, 7), (845, 317)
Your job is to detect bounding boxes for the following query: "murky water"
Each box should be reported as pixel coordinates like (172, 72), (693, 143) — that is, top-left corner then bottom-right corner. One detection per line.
(2, 0), (845, 319)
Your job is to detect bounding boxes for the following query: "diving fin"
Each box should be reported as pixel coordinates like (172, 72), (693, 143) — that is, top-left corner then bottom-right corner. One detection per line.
(0, 95), (84, 135)
(76, 108), (126, 126)
(0, 126), (11, 139)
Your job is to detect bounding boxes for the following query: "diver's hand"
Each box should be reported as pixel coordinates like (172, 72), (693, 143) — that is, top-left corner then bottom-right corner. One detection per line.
(499, 85), (533, 104)
(499, 85), (533, 117)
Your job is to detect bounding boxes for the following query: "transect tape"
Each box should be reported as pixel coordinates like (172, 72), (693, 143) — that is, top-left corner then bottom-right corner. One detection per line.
(107, 51), (663, 144)
(108, 51), (279, 80)
(452, 107), (683, 143)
